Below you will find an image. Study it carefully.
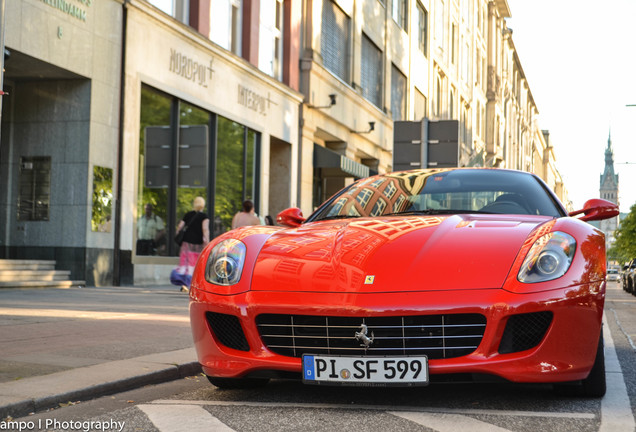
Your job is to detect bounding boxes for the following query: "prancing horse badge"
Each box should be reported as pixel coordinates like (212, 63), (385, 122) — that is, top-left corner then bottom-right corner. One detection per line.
(364, 275), (375, 285)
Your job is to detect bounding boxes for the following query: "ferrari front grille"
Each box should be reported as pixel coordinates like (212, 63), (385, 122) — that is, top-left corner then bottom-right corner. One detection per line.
(256, 314), (486, 359)
(205, 312), (250, 352)
(498, 311), (553, 354)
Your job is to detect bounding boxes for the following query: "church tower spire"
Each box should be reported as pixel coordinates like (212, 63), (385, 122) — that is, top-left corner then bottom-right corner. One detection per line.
(599, 129), (619, 252)
(600, 130), (618, 196)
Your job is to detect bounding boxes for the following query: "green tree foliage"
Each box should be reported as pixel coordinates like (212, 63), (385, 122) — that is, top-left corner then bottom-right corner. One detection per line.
(91, 166), (113, 232)
(609, 203), (636, 262)
(215, 117), (245, 232)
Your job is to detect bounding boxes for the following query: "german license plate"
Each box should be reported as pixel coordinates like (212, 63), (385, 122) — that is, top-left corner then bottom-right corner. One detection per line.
(302, 355), (428, 386)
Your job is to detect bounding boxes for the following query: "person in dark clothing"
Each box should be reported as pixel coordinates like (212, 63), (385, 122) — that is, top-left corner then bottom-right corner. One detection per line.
(170, 196), (209, 292)
(136, 203), (165, 255)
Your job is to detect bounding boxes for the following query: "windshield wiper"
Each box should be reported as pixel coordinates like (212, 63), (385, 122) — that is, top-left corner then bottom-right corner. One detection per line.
(314, 214), (361, 222)
(385, 209), (490, 216)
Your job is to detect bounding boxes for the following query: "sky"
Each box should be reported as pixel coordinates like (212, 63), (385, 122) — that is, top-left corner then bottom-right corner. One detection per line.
(505, 0), (636, 214)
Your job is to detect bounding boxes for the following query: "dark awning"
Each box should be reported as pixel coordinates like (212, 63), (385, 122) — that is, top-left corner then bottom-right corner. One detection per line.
(313, 144), (370, 179)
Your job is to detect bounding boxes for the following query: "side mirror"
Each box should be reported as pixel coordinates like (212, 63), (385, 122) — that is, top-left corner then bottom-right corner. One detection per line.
(569, 198), (619, 222)
(276, 208), (305, 228)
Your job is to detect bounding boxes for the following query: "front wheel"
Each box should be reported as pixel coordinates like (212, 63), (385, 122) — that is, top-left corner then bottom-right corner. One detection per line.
(206, 375), (270, 389)
(553, 333), (606, 397)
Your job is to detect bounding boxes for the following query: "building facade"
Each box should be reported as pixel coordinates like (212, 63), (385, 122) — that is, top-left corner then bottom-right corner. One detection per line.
(0, 0), (570, 286)
(0, 0), (123, 285)
(0, 0), (304, 285)
(124, 0), (302, 284)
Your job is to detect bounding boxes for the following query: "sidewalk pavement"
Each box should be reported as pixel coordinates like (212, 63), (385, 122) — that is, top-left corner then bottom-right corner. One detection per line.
(0, 285), (201, 420)
(1, 282), (636, 421)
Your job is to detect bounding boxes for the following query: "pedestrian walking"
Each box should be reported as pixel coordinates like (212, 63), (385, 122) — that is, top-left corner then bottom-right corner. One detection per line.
(170, 196), (209, 292)
(231, 200), (262, 229)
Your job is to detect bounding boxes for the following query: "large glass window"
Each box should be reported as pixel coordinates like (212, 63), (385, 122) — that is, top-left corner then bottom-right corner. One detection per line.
(209, 0), (242, 55)
(361, 33), (383, 108)
(391, 64), (407, 121)
(176, 102), (210, 232)
(147, 0), (189, 24)
(321, 0), (350, 82)
(392, 0), (408, 31)
(259, 0), (283, 79)
(214, 117), (260, 235)
(435, 0), (445, 50)
(451, 23), (457, 65)
(414, 88), (427, 121)
(417, 2), (428, 56)
(138, 87), (172, 256)
(215, 117), (244, 234)
(231, 0), (242, 55)
(434, 74), (443, 117)
(462, 40), (470, 83)
(137, 85), (259, 257)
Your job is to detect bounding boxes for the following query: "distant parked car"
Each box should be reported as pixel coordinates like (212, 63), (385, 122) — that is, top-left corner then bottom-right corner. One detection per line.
(621, 264), (629, 288)
(607, 268), (620, 282)
(627, 259), (636, 294)
(623, 259), (636, 293)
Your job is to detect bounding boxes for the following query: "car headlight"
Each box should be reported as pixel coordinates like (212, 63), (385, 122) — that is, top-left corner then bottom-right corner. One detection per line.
(518, 231), (576, 283)
(205, 239), (246, 286)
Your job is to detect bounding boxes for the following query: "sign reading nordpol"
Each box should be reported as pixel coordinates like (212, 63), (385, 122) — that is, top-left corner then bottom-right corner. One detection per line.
(169, 48), (214, 88)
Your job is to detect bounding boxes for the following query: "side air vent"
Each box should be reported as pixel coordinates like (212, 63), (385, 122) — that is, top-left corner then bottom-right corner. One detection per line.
(498, 311), (553, 354)
(205, 312), (250, 352)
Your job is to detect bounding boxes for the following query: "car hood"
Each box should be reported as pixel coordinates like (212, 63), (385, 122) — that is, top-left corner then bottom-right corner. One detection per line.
(250, 214), (554, 293)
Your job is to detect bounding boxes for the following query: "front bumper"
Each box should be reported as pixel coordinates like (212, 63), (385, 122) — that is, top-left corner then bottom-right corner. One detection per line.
(189, 282), (604, 384)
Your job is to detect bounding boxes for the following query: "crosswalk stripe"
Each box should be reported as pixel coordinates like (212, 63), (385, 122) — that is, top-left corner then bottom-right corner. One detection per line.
(138, 404), (236, 432)
(390, 411), (513, 432)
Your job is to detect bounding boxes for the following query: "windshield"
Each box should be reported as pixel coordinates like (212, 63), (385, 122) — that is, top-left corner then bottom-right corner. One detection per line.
(308, 169), (565, 222)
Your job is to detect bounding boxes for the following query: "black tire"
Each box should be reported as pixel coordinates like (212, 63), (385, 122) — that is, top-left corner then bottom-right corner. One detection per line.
(553, 333), (606, 397)
(581, 333), (606, 397)
(206, 375), (270, 389)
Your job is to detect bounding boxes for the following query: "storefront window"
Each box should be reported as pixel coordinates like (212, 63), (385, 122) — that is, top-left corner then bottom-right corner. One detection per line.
(246, 129), (257, 201)
(137, 85), (260, 257)
(215, 116), (260, 235)
(138, 86), (172, 256)
(176, 102), (209, 232)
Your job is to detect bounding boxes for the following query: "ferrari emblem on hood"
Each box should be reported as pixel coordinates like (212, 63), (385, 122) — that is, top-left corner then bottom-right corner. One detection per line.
(364, 275), (375, 284)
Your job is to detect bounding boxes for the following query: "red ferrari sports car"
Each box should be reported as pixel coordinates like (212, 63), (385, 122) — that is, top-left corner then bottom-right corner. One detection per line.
(189, 168), (619, 396)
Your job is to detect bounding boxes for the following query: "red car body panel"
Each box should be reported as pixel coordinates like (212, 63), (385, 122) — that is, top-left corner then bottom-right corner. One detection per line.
(251, 215), (537, 292)
(189, 211), (607, 384)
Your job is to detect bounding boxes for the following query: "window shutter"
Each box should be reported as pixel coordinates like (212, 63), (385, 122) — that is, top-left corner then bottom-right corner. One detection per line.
(391, 65), (407, 121)
(321, 1), (350, 82)
(361, 34), (382, 108)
